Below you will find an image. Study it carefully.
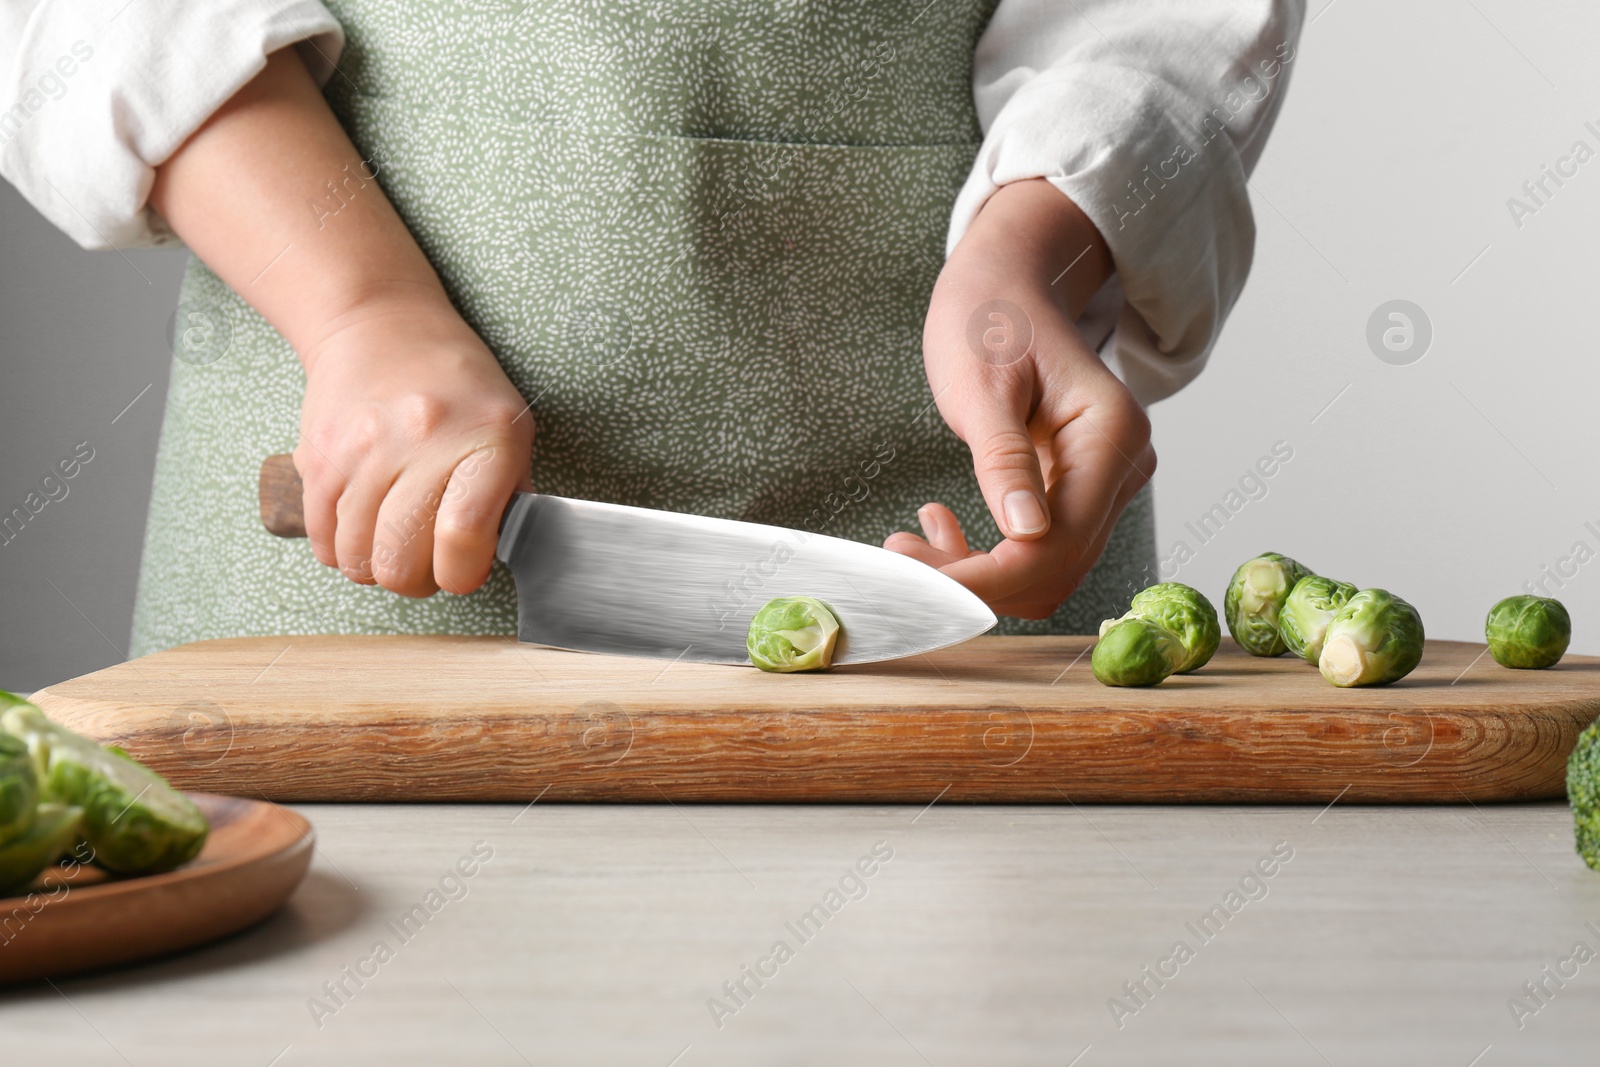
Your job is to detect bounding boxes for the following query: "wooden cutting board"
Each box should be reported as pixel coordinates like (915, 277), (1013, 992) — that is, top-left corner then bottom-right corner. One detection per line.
(29, 635), (1600, 803)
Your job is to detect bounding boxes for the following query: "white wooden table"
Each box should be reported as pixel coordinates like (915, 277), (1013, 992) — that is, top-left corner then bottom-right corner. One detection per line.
(4, 802), (1598, 1065)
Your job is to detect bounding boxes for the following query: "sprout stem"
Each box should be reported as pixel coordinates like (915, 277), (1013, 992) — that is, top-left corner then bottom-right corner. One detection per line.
(1321, 635), (1365, 687)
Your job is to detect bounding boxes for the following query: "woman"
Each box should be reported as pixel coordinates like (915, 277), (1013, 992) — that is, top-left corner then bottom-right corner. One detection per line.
(1, 0), (1302, 653)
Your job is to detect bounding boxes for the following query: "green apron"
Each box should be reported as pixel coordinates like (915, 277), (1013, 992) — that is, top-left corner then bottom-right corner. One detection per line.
(129, 0), (1155, 656)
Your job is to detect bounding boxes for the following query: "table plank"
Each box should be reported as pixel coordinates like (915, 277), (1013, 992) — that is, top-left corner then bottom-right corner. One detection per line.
(3, 803), (1597, 1064)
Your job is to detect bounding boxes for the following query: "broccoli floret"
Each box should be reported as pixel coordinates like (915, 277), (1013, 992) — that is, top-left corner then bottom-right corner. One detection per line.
(1570, 718), (1600, 872)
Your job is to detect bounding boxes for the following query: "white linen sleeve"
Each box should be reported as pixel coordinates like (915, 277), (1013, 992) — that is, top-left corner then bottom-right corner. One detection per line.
(957, 0), (1305, 405)
(0, 0), (344, 250)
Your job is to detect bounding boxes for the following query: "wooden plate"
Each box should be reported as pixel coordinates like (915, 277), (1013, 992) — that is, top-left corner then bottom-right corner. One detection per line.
(0, 793), (313, 985)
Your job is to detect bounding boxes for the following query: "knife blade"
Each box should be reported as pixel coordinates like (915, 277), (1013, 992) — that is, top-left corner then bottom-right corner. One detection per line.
(259, 455), (996, 665)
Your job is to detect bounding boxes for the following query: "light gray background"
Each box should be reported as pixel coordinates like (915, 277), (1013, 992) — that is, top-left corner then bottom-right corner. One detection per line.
(4, 0), (1599, 690)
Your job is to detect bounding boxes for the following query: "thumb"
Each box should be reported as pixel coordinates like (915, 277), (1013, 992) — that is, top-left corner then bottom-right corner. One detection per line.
(953, 389), (1050, 541)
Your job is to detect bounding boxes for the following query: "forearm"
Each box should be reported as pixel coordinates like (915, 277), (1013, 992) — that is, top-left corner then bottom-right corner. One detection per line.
(945, 178), (1112, 320)
(147, 46), (447, 367)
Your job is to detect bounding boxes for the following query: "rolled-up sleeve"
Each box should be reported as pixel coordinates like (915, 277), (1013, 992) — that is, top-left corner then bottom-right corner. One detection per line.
(955, 0), (1305, 405)
(0, 0), (343, 250)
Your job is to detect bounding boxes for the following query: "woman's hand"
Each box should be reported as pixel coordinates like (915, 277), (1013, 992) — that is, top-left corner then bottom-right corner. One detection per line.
(148, 47), (534, 597)
(887, 179), (1156, 619)
(294, 286), (533, 597)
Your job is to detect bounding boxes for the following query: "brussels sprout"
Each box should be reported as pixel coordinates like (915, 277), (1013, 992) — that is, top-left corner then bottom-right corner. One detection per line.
(1486, 595), (1570, 669)
(0, 732), (38, 846)
(747, 596), (841, 673)
(1092, 618), (1185, 687)
(1317, 589), (1425, 687)
(0, 699), (208, 874)
(1279, 575), (1358, 664)
(0, 803), (83, 896)
(1570, 718), (1600, 872)
(1100, 583), (1220, 673)
(1223, 552), (1313, 657)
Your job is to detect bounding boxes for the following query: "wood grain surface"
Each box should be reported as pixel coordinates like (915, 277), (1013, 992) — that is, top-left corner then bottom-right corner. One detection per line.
(28, 635), (1600, 803)
(258, 454), (307, 538)
(0, 794), (313, 984)
(6, 803), (1595, 1062)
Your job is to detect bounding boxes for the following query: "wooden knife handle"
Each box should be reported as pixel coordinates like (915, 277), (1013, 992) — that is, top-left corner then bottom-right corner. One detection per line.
(259, 454), (307, 538)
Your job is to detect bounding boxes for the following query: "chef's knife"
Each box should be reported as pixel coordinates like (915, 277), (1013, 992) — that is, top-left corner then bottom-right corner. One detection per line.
(258, 455), (996, 665)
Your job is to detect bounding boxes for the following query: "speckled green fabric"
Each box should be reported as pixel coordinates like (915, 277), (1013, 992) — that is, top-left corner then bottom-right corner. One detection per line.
(129, 0), (1155, 655)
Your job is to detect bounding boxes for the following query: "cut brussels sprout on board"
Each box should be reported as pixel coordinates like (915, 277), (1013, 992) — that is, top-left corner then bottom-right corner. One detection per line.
(1100, 582), (1220, 674)
(1571, 718), (1600, 873)
(1224, 552), (1313, 657)
(747, 596), (841, 673)
(1092, 618), (1185, 687)
(1317, 589), (1425, 687)
(1486, 595), (1570, 670)
(1279, 575), (1358, 665)
(0, 693), (209, 876)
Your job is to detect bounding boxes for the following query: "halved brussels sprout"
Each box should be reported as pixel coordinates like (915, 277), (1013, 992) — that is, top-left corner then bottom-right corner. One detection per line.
(1486, 595), (1570, 669)
(0, 732), (38, 846)
(1317, 589), (1425, 687)
(1092, 618), (1185, 687)
(747, 596), (841, 673)
(1224, 552), (1313, 657)
(1279, 575), (1358, 665)
(0, 803), (83, 896)
(0, 698), (208, 874)
(1100, 583), (1220, 673)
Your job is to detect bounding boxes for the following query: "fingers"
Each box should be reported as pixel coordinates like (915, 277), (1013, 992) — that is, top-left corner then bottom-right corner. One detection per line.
(883, 531), (944, 569)
(1039, 415), (1143, 575)
(297, 402), (532, 598)
(936, 406), (1154, 611)
(890, 431), (1150, 621)
(332, 467), (392, 585)
(884, 502), (975, 570)
(369, 467), (444, 597)
(292, 444), (343, 568)
(347, 442), (529, 598)
(989, 443), (1153, 620)
(1022, 394), (1153, 594)
(918, 502), (970, 557)
(433, 442), (528, 595)
(941, 373), (1052, 543)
